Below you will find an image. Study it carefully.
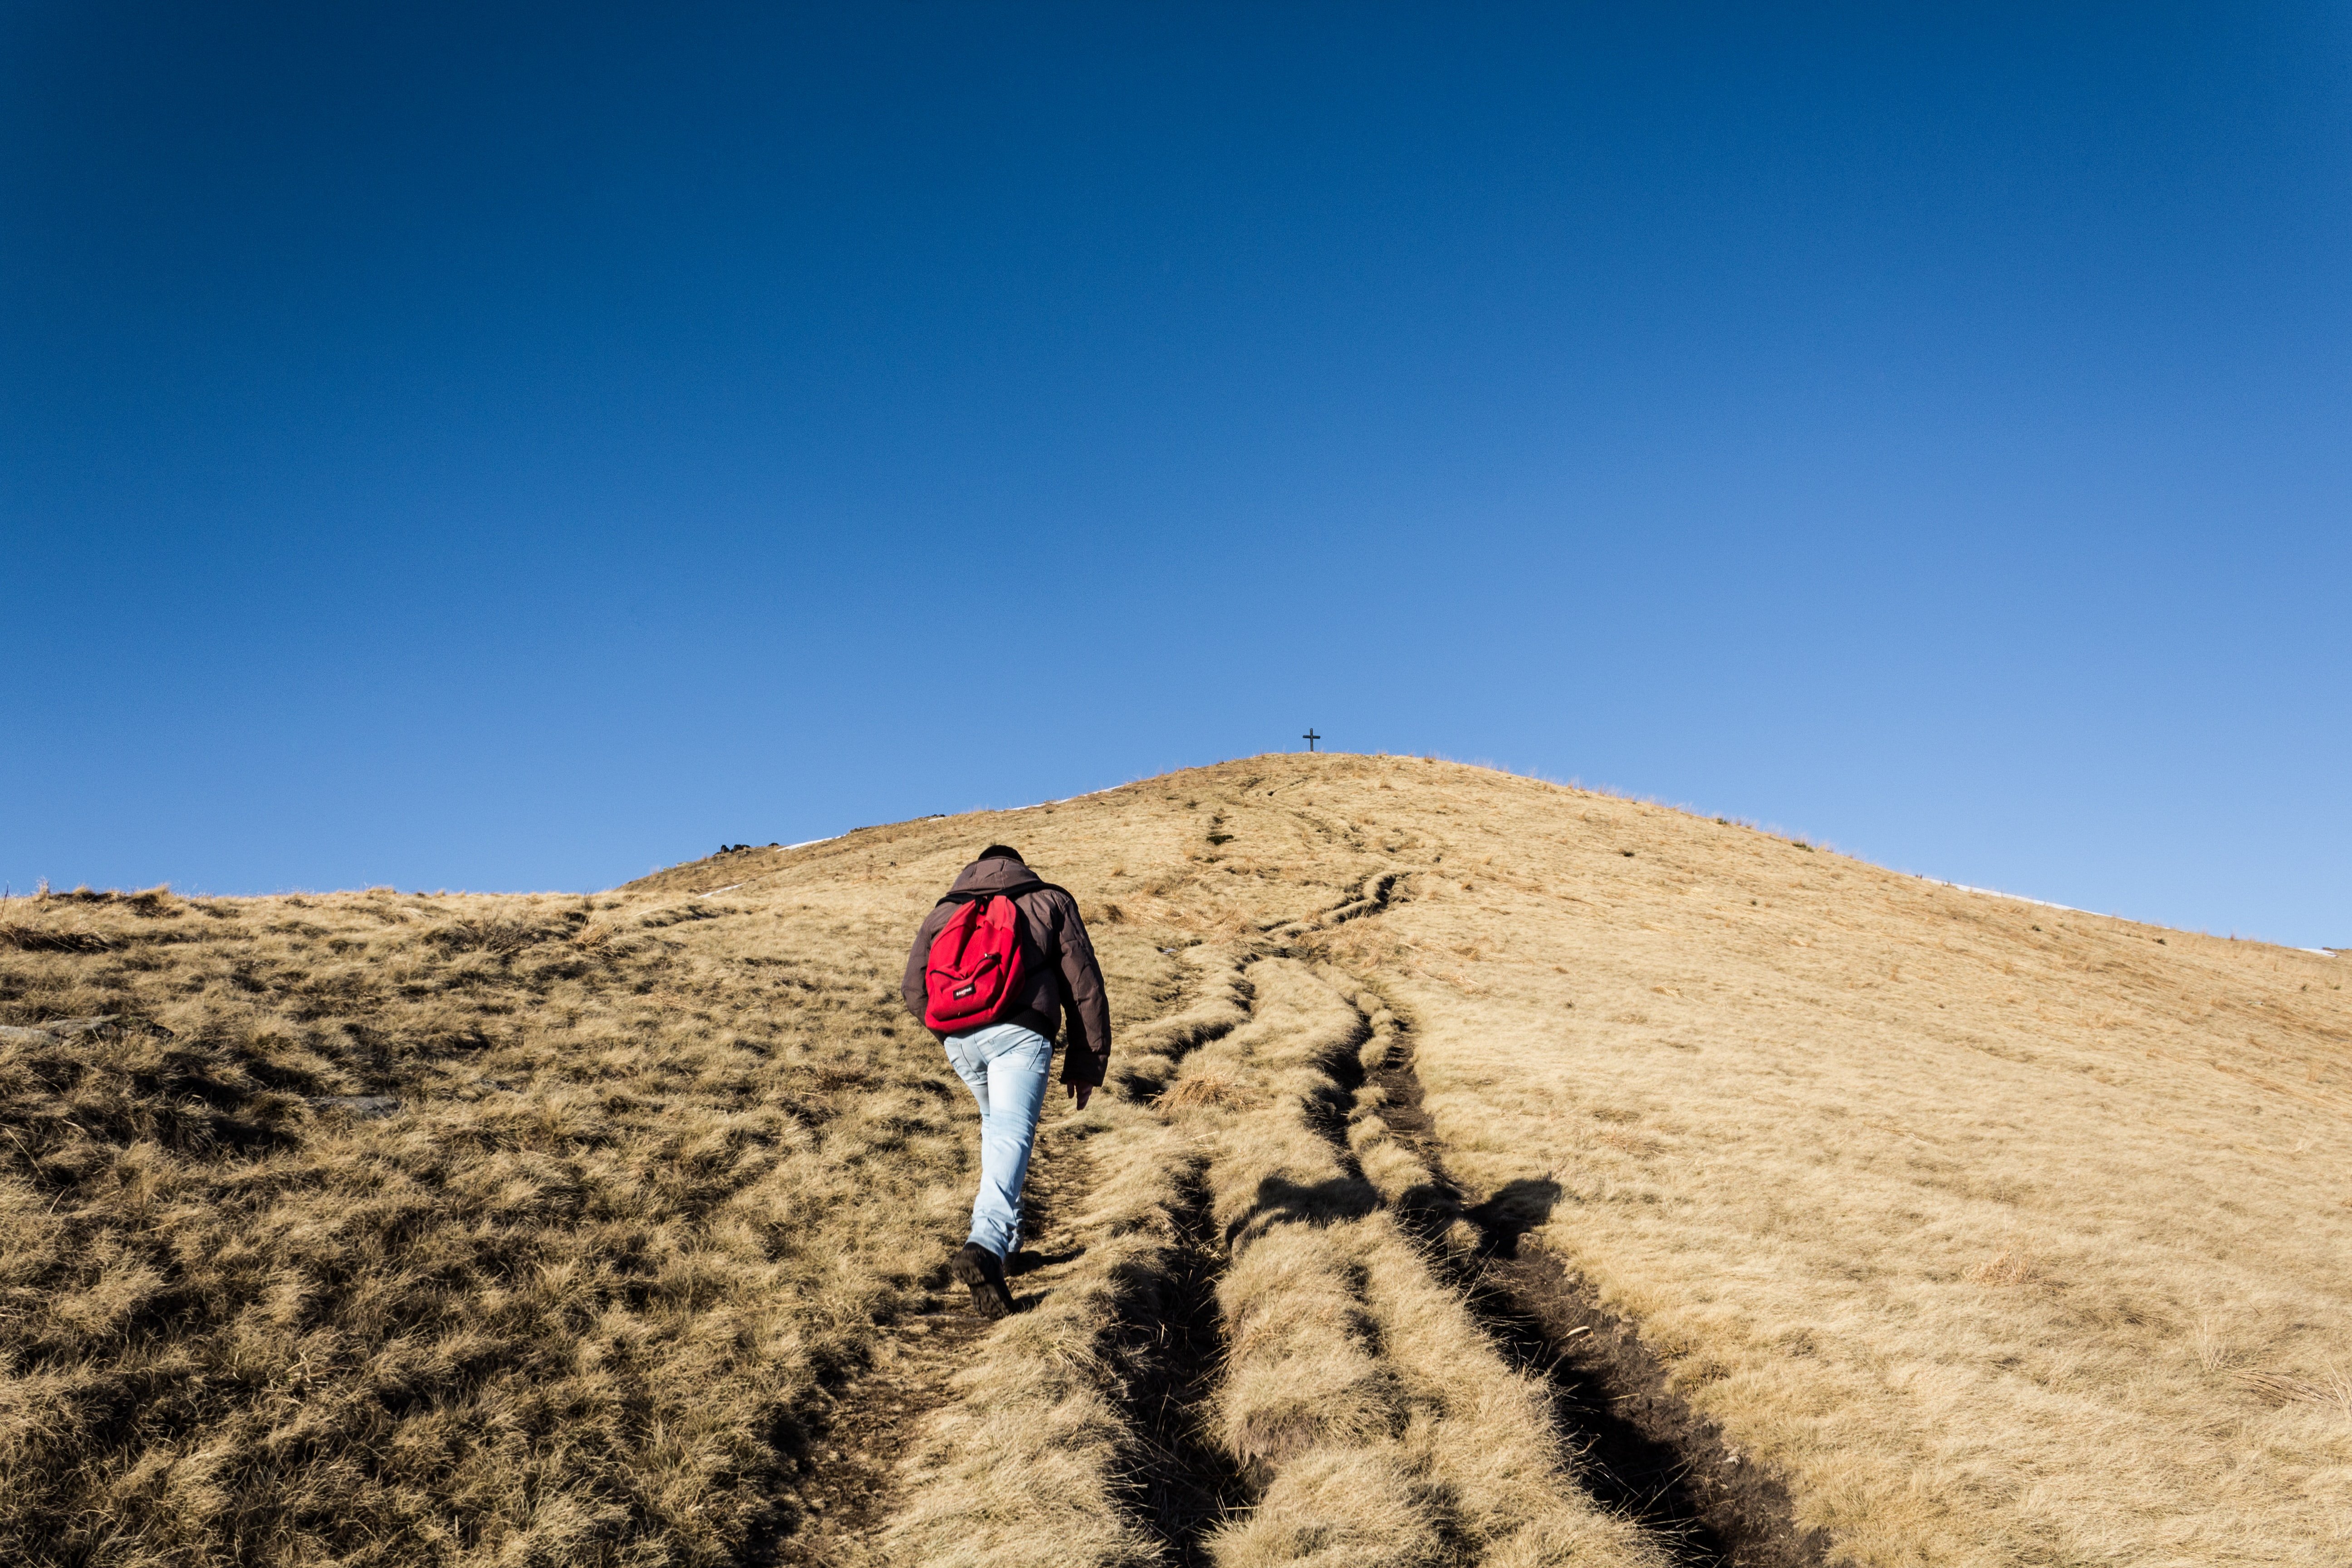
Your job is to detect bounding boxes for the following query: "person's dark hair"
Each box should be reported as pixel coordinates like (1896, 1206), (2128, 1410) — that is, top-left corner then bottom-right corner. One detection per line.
(976, 844), (1024, 862)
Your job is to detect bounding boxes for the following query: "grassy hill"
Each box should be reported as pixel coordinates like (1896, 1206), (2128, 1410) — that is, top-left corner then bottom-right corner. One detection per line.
(3, 754), (2345, 1567)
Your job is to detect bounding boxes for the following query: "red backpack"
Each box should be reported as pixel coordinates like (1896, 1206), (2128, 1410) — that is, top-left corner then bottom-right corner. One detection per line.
(922, 880), (1057, 1034)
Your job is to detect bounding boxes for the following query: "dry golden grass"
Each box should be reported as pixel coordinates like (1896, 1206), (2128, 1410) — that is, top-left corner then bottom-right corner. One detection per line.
(6, 752), (2347, 1566)
(1228, 755), (2352, 1566)
(0, 877), (986, 1566)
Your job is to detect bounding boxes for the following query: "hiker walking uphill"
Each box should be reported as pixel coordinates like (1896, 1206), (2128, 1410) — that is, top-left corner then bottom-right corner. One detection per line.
(902, 845), (1112, 1319)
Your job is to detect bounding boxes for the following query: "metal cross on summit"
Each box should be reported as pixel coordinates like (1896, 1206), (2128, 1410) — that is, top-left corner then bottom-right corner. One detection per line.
(1302, 728), (1320, 752)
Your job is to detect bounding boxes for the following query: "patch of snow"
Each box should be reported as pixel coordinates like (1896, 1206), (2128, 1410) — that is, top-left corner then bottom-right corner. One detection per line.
(1923, 877), (2334, 955)
(1921, 878), (2086, 916)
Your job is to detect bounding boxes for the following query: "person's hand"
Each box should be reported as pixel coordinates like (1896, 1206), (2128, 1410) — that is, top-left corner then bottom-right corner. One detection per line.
(1069, 1082), (1093, 1110)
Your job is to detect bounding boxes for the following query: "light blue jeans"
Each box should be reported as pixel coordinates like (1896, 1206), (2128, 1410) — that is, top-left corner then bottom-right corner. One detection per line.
(942, 1022), (1054, 1261)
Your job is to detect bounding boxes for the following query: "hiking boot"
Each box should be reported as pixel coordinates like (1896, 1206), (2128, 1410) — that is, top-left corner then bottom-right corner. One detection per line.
(950, 1241), (1013, 1320)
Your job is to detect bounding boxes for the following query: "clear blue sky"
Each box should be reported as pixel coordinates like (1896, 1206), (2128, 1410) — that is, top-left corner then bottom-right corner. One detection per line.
(3, 3), (2346, 945)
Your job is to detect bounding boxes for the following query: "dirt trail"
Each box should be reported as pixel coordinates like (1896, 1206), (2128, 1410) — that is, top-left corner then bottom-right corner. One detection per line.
(767, 1310), (987, 1565)
(1271, 858), (1823, 1563)
(759, 943), (1253, 1566)
(1343, 981), (1829, 1568)
(760, 1093), (1170, 1565)
(790, 858), (1829, 1565)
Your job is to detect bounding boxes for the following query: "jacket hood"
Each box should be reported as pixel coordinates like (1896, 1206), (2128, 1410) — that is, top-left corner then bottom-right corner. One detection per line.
(949, 856), (1037, 895)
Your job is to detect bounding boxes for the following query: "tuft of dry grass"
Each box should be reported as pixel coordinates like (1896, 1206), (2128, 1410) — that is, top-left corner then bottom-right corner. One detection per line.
(1155, 1072), (1252, 1112)
(2234, 1367), (2352, 1420)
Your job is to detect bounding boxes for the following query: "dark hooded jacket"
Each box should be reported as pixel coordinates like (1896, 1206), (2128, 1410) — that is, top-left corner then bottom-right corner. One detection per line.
(901, 853), (1112, 1087)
